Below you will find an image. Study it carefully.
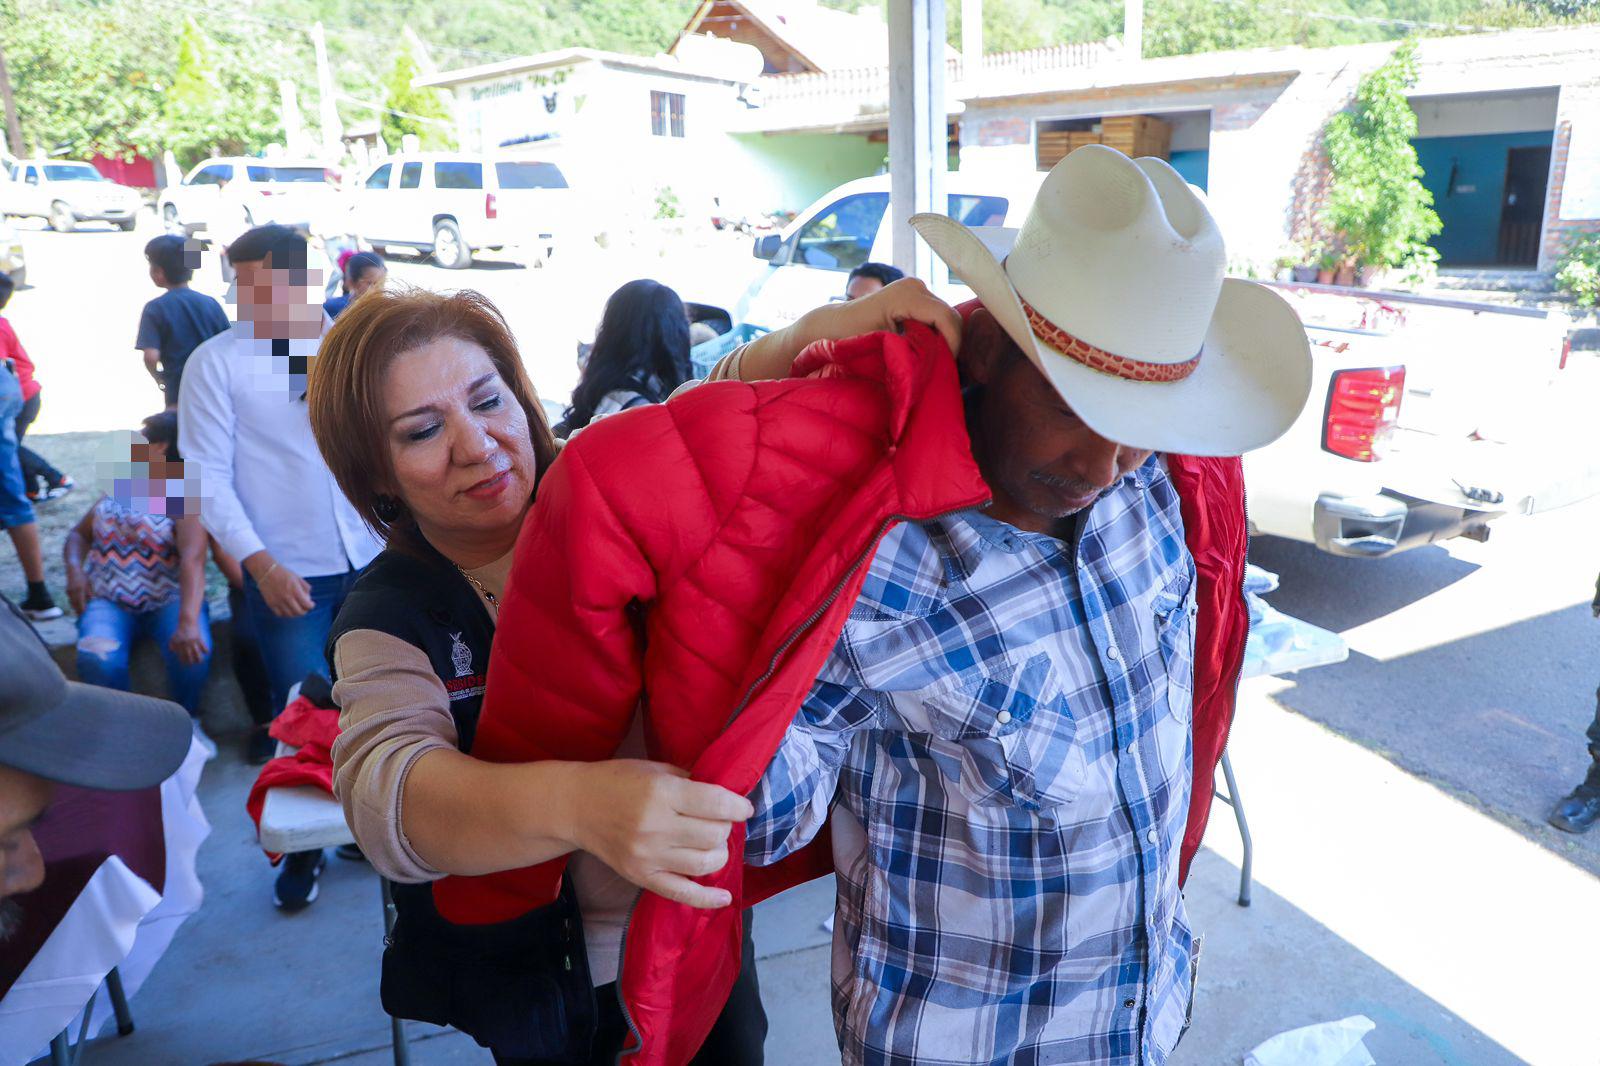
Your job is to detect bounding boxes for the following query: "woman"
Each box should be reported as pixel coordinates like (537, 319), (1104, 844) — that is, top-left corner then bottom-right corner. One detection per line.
(64, 412), (211, 741)
(307, 281), (958, 1064)
(323, 251), (387, 321)
(556, 279), (691, 436)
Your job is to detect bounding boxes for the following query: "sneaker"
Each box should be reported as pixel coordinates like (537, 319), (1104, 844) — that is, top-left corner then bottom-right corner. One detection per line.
(43, 476), (76, 501)
(273, 849), (327, 911)
(19, 590), (62, 621)
(335, 843), (367, 863)
(245, 726), (278, 766)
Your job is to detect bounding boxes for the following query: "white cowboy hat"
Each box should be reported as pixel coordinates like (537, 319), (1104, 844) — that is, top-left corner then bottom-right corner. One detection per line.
(911, 144), (1312, 457)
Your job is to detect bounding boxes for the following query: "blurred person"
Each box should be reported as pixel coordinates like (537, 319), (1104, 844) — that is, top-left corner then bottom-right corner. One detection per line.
(0, 354), (60, 621)
(1549, 571), (1600, 833)
(322, 251), (386, 321)
(1, 274), (73, 503)
(62, 414), (213, 752)
(178, 224), (379, 909)
(555, 279), (692, 437)
(0, 594), (191, 931)
(844, 261), (903, 302)
(305, 282), (958, 1063)
(136, 235), (230, 405)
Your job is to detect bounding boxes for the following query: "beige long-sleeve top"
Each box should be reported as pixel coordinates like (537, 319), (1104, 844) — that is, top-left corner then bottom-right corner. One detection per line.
(329, 552), (642, 985)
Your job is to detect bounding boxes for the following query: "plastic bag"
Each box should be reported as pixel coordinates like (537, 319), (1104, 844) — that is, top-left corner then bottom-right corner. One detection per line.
(1243, 1015), (1376, 1066)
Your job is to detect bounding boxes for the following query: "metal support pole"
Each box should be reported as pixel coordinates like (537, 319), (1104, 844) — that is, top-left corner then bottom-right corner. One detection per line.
(381, 877), (412, 1066)
(1216, 752), (1253, 907)
(887, 0), (948, 287)
(106, 967), (135, 1036)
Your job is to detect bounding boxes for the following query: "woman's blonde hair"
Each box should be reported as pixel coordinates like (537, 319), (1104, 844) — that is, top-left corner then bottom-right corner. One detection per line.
(307, 286), (558, 547)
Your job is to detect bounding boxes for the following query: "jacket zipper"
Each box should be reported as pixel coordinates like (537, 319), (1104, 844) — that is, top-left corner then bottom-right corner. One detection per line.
(611, 498), (988, 1064)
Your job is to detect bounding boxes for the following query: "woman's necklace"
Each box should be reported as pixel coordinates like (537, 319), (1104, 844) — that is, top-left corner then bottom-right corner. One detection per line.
(454, 565), (500, 608)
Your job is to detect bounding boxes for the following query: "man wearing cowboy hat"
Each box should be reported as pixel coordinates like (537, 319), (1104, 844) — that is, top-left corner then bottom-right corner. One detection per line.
(0, 593), (192, 937)
(748, 146), (1311, 1063)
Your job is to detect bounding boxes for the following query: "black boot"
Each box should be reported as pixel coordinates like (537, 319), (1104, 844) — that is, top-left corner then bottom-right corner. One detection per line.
(1550, 764), (1600, 834)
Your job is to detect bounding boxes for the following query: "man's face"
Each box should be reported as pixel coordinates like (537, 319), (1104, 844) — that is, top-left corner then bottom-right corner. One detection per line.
(0, 765), (52, 938)
(961, 309), (1154, 533)
(233, 255), (325, 338)
(845, 274), (884, 302)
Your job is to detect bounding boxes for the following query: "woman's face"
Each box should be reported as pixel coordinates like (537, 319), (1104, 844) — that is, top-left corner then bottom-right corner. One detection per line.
(381, 335), (537, 548)
(350, 267), (386, 299)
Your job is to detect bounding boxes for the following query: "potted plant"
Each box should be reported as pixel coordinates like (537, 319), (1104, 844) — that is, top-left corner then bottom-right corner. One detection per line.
(1321, 41), (1442, 295)
(1316, 248), (1338, 285)
(1291, 245), (1321, 283)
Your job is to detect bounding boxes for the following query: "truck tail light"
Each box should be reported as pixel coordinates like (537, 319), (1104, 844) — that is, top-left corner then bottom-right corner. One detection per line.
(485, 192), (497, 219)
(1323, 366), (1405, 463)
(1559, 333), (1573, 371)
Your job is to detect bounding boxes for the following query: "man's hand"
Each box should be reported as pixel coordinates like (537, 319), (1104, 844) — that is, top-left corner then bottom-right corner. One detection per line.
(65, 568), (89, 616)
(168, 618), (211, 666)
(561, 760), (754, 910)
(244, 551), (314, 618)
(791, 277), (963, 357)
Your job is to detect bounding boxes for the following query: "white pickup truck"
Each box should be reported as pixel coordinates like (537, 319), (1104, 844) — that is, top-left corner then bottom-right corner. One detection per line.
(681, 177), (1587, 559)
(1, 159), (142, 232)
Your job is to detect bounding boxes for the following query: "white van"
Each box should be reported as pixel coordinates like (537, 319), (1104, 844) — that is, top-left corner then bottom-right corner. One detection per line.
(345, 154), (570, 269)
(682, 173), (1042, 333)
(159, 158), (339, 236)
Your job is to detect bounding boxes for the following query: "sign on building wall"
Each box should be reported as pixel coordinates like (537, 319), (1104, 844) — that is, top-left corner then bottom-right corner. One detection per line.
(1559, 87), (1600, 221)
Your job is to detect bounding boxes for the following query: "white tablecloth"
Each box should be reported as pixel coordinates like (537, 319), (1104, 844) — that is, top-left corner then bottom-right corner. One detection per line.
(0, 737), (211, 1066)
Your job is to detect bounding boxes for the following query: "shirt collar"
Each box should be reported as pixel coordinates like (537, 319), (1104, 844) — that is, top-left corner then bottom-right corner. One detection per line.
(934, 455), (1160, 581)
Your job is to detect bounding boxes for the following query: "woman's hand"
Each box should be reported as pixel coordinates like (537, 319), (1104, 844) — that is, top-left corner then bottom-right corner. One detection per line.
(65, 567), (89, 615)
(564, 759), (754, 910)
(168, 618), (211, 667)
(790, 277), (963, 356)
(737, 277), (963, 382)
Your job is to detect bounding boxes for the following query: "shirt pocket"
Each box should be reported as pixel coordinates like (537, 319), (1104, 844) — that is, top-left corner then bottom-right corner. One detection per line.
(1152, 573), (1198, 728)
(915, 652), (1087, 811)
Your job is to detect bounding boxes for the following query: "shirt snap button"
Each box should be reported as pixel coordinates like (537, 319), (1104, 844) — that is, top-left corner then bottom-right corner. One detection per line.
(1123, 998), (1136, 1010)
(996, 710), (1012, 725)
(1106, 645), (1121, 661)
(1146, 829), (1159, 845)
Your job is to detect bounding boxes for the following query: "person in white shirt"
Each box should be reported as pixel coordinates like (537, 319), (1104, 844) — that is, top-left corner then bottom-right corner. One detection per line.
(178, 224), (382, 910)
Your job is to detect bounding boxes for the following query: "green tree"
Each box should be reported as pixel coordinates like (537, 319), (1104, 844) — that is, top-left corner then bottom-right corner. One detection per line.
(1321, 40), (1442, 272)
(379, 43), (452, 151)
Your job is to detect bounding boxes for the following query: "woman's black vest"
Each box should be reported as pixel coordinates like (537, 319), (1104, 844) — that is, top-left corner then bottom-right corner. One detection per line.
(327, 539), (597, 1060)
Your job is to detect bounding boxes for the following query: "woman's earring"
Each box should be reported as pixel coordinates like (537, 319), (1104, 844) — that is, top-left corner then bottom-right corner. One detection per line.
(375, 495), (402, 523)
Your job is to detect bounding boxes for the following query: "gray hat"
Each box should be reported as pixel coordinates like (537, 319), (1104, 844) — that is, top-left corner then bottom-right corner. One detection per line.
(0, 595), (191, 790)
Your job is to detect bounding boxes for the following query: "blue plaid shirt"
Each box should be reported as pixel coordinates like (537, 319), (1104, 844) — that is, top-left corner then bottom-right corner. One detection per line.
(748, 455), (1200, 1066)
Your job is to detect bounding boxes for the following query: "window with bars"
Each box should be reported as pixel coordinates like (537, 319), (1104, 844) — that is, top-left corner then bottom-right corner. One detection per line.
(650, 91), (686, 138)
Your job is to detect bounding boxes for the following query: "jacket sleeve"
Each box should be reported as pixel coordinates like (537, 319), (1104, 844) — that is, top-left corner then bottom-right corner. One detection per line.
(431, 442), (661, 924)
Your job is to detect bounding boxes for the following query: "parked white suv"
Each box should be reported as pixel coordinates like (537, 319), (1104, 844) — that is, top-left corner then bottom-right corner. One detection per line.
(159, 158), (339, 237)
(677, 172), (1042, 333)
(344, 153), (570, 269)
(0, 160), (142, 232)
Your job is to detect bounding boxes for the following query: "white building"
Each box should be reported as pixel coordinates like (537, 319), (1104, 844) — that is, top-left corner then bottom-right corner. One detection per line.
(419, 3), (1600, 274)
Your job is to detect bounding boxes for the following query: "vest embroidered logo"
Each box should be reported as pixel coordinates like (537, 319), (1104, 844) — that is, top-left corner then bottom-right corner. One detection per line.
(449, 632), (473, 678)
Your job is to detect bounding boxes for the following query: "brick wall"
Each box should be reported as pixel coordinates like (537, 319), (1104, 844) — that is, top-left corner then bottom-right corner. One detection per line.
(1539, 85), (1600, 271)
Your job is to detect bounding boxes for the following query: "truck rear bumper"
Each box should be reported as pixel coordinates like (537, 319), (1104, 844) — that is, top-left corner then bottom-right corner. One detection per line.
(1313, 492), (1500, 558)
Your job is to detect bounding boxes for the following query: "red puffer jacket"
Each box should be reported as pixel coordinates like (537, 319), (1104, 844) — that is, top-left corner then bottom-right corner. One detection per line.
(432, 321), (1249, 1064)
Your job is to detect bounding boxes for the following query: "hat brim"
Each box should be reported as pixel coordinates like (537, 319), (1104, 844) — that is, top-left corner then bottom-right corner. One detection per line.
(0, 680), (192, 791)
(911, 212), (1313, 458)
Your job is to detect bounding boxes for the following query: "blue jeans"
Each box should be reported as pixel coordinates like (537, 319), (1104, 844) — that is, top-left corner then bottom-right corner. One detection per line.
(242, 568), (361, 715)
(0, 364), (34, 530)
(76, 596), (213, 715)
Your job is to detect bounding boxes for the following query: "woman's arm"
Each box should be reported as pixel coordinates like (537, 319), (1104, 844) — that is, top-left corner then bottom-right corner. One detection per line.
(333, 630), (749, 907)
(168, 515), (210, 665)
(62, 504), (98, 615)
(724, 277), (963, 382)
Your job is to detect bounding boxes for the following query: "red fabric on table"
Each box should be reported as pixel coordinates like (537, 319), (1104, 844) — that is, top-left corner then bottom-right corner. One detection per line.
(0, 783), (166, 996)
(244, 695), (343, 862)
